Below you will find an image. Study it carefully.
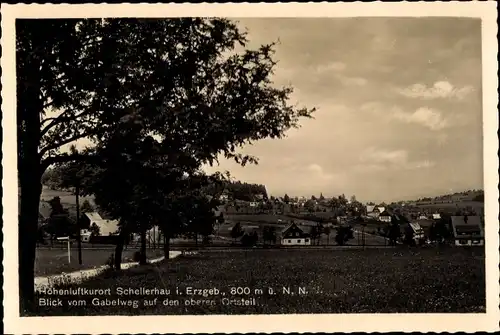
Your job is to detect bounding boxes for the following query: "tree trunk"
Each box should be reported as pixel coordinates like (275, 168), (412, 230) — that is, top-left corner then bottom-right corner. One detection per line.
(163, 232), (170, 259)
(75, 184), (82, 265)
(18, 52), (44, 312)
(114, 225), (129, 271)
(19, 171), (43, 313)
(140, 227), (147, 265)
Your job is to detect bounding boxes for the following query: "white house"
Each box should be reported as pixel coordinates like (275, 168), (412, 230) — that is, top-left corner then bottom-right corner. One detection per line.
(80, 229), (92, 242)
(408, 222), (425, 242)
(432, 213), (441, 220)
(366, 205), (379, 219)
(451, 216), (484, 246)
(280, 222), (311, 246)
(378, 210), (392, 223)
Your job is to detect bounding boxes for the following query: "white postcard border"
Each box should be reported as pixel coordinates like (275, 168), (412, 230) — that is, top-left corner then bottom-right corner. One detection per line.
(2, 2), (499, 333)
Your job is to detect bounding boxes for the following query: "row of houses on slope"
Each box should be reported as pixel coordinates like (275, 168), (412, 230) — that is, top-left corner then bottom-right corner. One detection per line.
(366, 205), (441, 223)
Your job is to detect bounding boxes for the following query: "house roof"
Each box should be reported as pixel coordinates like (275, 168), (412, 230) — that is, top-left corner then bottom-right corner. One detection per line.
(84, 212), (104, 223)
(379, 209), (392, 217)
(376, 206), (386, 213)
(408, 222), (424, 233)
(93, 219), (120, 236)
(415, 219), (435, 227)
(450, 216), (484, 238)
(281, 222), (314, 235)
(366, 205), (375, 213)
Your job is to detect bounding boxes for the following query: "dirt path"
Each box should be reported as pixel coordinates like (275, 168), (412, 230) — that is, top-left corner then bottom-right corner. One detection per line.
(34, 251), (182, 291)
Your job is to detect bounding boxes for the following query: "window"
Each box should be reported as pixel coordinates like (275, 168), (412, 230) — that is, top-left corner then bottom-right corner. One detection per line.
(288, 239), (292, 243)
(297, 239), (301, 243)
(305, 239), (309, 243)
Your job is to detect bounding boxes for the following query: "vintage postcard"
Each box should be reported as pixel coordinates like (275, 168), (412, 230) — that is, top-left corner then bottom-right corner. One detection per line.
(2, 2), (499, 333)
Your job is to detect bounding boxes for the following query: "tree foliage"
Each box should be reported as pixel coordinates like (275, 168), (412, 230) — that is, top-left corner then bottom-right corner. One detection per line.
(231, 222), (244, 241)
(80, 199), (94, 213)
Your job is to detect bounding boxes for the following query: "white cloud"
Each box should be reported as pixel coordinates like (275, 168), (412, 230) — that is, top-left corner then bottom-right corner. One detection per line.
(337, 74), (368, 86)
(316, 61), (346, 72)
(392, 107), (448, 131)
(397, 81), (475, 100)
(360, 147), (409, 165)
(358, 147), (435, 171)
(307, 163), (334, 180)
(408, 160), (436, 169)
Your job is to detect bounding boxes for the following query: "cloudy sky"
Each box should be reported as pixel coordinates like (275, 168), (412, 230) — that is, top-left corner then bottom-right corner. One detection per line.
(204, 17), (483, 202)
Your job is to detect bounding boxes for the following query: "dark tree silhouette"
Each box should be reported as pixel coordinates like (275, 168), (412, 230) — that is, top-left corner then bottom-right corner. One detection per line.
(17, 18), (314, 311)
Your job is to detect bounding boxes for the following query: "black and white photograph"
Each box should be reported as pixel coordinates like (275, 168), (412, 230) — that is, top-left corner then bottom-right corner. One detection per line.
(2, 2), (499, 334)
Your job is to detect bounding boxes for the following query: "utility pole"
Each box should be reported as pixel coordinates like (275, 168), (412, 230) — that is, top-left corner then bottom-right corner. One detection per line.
(75, 182), (83, 265)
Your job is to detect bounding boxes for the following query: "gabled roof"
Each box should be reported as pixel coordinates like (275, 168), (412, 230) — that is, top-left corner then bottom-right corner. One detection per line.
(450, 216), (484, 238)
(92, 219), (120, 236)
(84, 212), (104, 223)
(281, 222), (297, 234)
(379, 209), (392, 217)
(376, 206), (385, 213)
(281, 222), (314, 235)
(415, 218), (435, 227)
(409, 222), (424, 233)
(366, 205), (375, 213)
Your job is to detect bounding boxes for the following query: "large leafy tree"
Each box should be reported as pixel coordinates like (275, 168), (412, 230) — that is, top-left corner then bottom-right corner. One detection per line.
(17, 18), (314, 312)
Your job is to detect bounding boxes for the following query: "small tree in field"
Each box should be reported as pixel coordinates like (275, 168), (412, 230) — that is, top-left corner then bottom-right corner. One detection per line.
(90, 222), (101, 237)
(80, 199), (94, 213)
(231, 222), (244, 242)
(323, 226), (331, 245)
(335, 226), (354, 246)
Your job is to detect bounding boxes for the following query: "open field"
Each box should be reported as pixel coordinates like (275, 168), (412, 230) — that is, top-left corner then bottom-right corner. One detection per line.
(224, 213), (296, 224)
(218, 218), (387, 246)
(414, 201), (484, 211)
(41, 187), (96, 207)
(33, 246), (484, 315)
(35, 248), (164, 277)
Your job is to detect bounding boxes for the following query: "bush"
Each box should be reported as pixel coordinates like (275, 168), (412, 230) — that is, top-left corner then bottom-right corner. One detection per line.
(335, 226), (354, 245)
(106, 253), (115, 269)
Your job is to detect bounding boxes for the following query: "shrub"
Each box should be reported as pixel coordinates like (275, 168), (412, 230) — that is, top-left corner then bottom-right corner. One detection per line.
(106, 253), (115, 270)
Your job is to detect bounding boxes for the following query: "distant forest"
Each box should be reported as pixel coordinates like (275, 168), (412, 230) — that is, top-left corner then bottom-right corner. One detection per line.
(207, 180), (268, 202)
(42, 167), (267, 202)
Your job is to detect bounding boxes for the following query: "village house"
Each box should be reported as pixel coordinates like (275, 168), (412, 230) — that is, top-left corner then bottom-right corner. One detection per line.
(280, 222), (311, 246)
(431, 213), (441, 220)
(254, 193), (265, 201)
(367, 205), (385, 219)
(378, 209), (392, 223)
(450, 215), (484, 246)
(406, 222), (425, 243)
